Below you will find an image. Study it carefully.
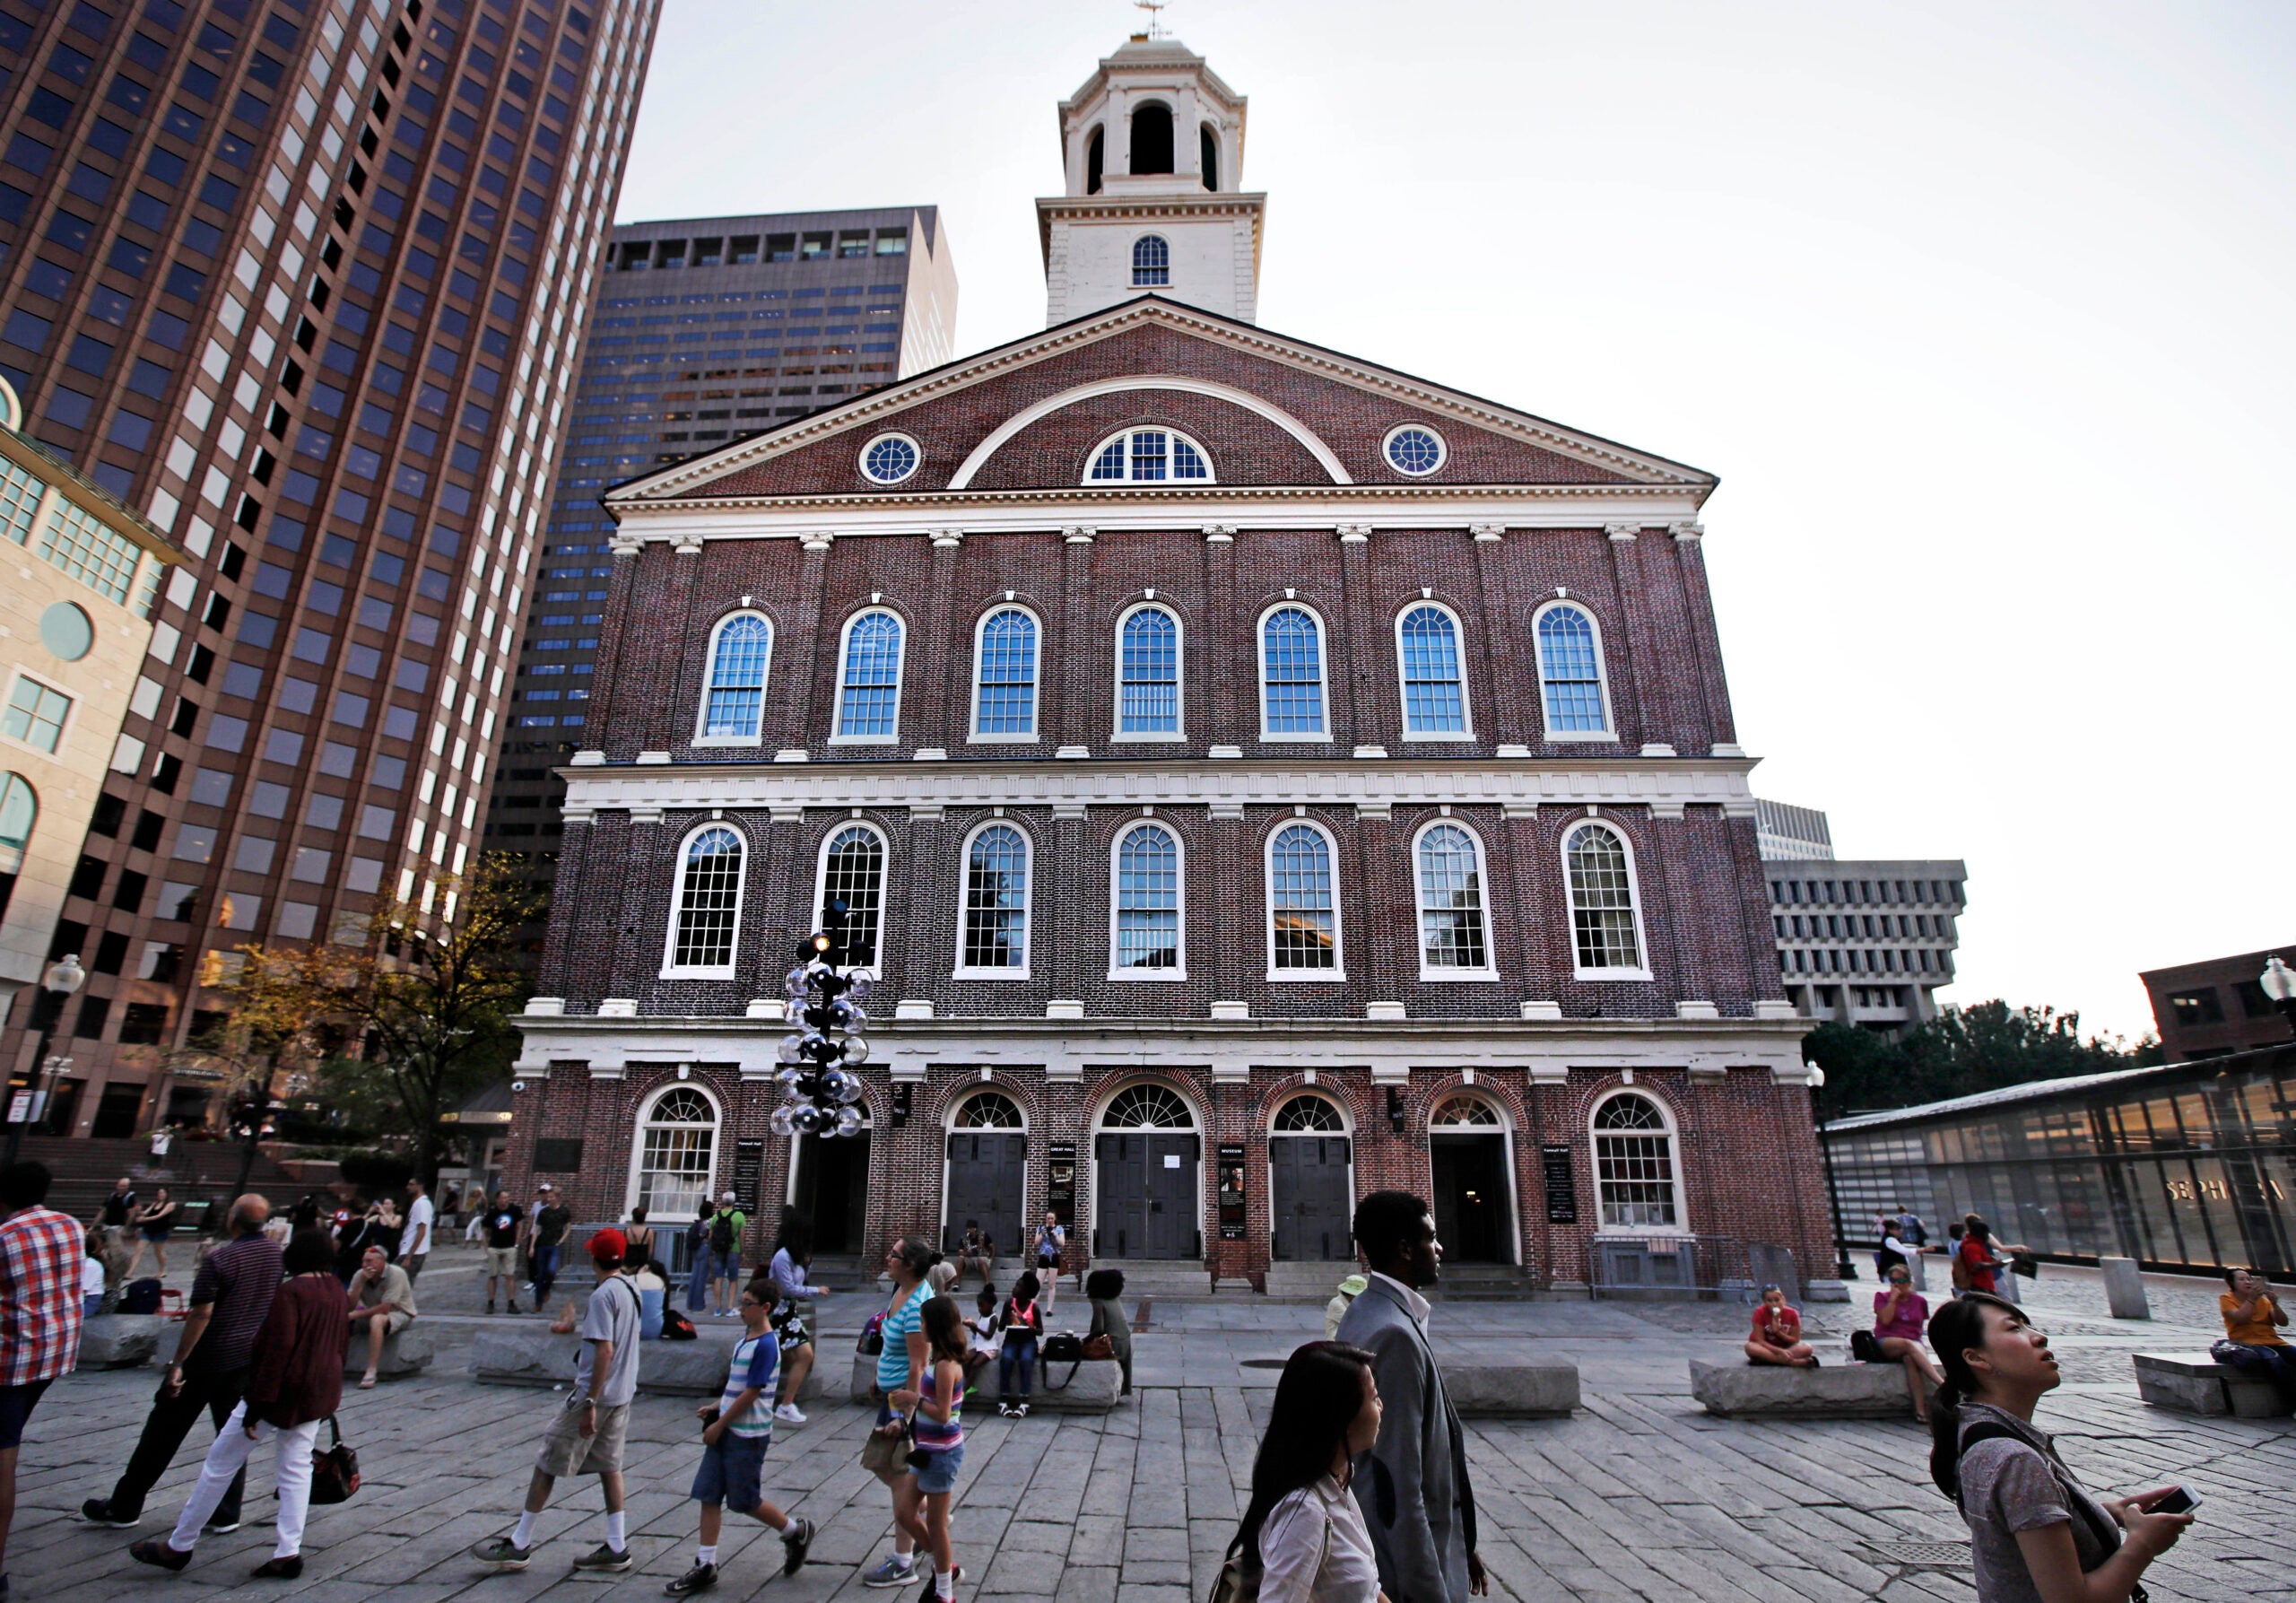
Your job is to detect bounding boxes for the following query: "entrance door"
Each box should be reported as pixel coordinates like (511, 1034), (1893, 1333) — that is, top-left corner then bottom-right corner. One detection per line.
(1094, 1131), (1198, 1259)
(1431, 1134), (1511, 1264)
(1270, 1137), (1352, 1261)
(794, 1131), (871, 1254)
(90, 1082), (145, 1139)
(944, 1131), (1026, 1257)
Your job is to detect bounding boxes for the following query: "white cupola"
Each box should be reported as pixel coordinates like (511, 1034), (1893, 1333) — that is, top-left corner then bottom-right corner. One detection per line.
(1037, 36), (1265, 326)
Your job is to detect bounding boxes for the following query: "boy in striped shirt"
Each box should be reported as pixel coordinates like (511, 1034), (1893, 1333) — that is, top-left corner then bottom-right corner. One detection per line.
(663, 1278), (813, 1597)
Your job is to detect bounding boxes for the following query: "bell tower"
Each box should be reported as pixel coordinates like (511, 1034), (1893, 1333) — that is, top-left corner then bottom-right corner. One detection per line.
(1037, 36), (1265, 326)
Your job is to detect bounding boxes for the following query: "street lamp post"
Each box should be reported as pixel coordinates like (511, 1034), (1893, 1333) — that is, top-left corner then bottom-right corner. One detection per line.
(1807, 1064), (1856, 1280)
(3, 954), (85, 1167)
(769, 901), (872, 1148)
(2260, 955), (2296, 1039)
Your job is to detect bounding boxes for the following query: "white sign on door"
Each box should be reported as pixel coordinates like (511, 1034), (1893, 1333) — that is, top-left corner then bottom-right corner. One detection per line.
(1162, 1154), (1181, 1169)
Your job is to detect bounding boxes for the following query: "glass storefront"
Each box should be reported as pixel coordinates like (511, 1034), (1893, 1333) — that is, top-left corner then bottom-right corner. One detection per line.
(1822, 1045), (2295, 1276)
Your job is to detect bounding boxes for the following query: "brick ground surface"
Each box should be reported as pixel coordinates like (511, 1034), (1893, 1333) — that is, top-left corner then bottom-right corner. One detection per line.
(16, 1248), (2289, 1601)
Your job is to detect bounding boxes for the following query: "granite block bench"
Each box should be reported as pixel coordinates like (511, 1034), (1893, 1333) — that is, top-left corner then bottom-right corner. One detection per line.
(2133, 1353), (2287, 1418)
(1690, 1357), (1932, 1419)
(344, 1326), (435, 1381)
(848, 1349), (1125, 1412)
(474, 1329), (827, 1399)
(78, 1314), (167, 1369)
(1446, 1363), (1579, 1418)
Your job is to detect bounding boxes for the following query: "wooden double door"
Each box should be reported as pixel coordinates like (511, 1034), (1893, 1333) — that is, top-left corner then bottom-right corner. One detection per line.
(1094, 1132), (1198, 1259)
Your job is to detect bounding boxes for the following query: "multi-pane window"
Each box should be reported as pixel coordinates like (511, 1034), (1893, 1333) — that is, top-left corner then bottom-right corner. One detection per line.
(3, 677), (72, 754)
(960, 823), (1030, 971)
(1132, 233), (1170, 286)
(1118, 605), (1180, 735)
(954, 1091), (1024, 1128)
(1086, 429), (1213, 484)
(1565, 823), (1643, 971)
(1416, 823), (1489, 970)
(973, 608), (1038, 736)
(0, 771), (33, 875)
(1273, 1094), (1344, 1132)
(1594, 1093), (1678, 1227)
(837, 609), (904, 738)
(1260, 606), (1325, 736)
(1114, 823), (1180, 971)
(1268, 823), (1337, 971)
(668, 825), (744, 971)
(1101, 1083), (1192, 1128)
(699, 613), (770, 738)
(0, 458), (45, 545)
(1536, 605), (1608, 734)
(818, 824), (885, 968)
(1397, 605), (1466, 734)
(41, 499), (140, 604)
(633, 1086), (717, 1220)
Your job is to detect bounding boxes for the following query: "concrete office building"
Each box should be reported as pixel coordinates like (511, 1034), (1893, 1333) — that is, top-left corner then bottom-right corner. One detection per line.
(1756, 800), (1965, 1033)
(485, 207), (958, 954)
(0, 0), (662, 1138)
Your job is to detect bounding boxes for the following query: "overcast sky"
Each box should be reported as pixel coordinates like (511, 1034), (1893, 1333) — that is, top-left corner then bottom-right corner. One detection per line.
(613, 1), (2296, 1043)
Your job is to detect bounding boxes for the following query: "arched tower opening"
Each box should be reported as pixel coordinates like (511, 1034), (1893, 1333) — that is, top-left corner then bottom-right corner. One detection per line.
(1130, 102), (1174, 174)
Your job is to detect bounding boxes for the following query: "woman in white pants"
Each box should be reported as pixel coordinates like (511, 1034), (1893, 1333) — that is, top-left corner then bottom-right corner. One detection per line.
(130, 1229), (352, 1581)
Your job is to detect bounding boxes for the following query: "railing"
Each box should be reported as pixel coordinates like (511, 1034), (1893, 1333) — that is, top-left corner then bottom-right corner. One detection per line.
(1588, 1233), (1798, 1302)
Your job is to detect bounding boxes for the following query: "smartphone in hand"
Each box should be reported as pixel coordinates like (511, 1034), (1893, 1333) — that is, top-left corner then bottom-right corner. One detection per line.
(2146, 1485), (2199, 1516)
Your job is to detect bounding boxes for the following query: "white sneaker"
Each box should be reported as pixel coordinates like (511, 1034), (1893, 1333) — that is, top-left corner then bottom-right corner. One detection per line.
(773, 1402), (807, 1424)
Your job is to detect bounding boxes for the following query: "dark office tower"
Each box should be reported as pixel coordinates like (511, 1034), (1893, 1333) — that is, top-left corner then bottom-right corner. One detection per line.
(0, 0), (662, 1140)
(485, 207), (957, 955)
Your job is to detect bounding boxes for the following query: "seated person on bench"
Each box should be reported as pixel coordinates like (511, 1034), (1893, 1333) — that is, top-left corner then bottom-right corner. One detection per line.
(347, 1244), (417, 1389)
(1744, 1284), (1817, 1369)
(2218, 1267), (2296, 1411)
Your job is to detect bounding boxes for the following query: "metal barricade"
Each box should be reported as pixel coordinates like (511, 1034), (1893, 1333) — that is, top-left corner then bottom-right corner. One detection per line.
(1589, 1234), (1798, 1302)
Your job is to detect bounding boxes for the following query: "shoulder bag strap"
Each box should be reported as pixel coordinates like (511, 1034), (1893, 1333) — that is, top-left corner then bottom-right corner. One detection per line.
(1958, 1422), (2138, 1597)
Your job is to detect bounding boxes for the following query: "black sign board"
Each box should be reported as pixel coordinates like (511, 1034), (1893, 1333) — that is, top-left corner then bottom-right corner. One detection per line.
(731, 1139), (764, 1215)
(1540, 1144), (1578, 1224)
(1216, 1142), (1248, 1241)
(1046, 1142), (1076, 1228)
(534, 1137), (584, 1173)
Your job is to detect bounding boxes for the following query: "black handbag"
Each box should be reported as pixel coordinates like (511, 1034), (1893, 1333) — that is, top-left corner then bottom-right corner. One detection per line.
(1040, 1331), (1086, 1391)
(306, 1416), (360, 1505)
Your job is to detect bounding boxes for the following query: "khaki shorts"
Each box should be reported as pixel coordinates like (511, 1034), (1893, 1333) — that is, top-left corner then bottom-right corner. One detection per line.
(535, 1396), (630, 1477)
(484, 1246), (517, 1278)
(354, 1305), (414, 1337)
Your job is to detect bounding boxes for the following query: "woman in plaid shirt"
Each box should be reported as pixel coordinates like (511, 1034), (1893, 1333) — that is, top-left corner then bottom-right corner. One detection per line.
(0, 1161), (87, 1597)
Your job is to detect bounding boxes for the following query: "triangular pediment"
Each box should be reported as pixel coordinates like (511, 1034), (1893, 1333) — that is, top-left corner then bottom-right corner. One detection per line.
(602, 296), (1713, 509)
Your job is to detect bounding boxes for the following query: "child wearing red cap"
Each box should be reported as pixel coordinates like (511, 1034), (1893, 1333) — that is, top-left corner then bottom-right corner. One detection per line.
(471, 1229), (646, 1574)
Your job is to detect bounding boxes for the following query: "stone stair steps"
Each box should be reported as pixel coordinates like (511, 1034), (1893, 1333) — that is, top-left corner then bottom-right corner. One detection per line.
(22, 1135), (303, 1224)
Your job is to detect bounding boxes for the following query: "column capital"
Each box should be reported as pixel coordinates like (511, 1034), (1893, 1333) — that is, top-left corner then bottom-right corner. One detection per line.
(799, 529), (834, 552)
(1669, 521), (1705, 542)
(1062, 525), (1095, 544)
(1605, 522), (1640, 544)
(1336, 522), (1372, 544)
(929, 527), (964, 549)
(1468, 523), (1506, 542)
(1202, 524), (1236, 544)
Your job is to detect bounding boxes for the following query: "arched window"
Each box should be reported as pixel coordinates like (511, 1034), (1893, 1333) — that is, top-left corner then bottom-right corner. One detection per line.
(1431, 1094), (1503, 1128)
(696, 612), (771, 740)
(1086, 427), (1212, 484)
(1131, 233), (1170, 286)
(1535, 604), (1612, 736)
(1129, 103), (1173, 174)
(1086, 125), (1104, 194)
(631, 1085), (718, 1220)
(835, 609), (904, 740)
(1416, 823), (1492, 972)
(970, 607), (1039, 739)
(953, 1090), (1025, 1128)
(1592, 1093), (1680, 1228)
(665, 824), (744, 975)
(1267, 822), (1341, 976)
(1199, 124), (1219, 190)
(1397, 604), (1469, 736)
(957, 823), (1031, 975)
(1111, 823), (1182, 976)
(1116, 605), (1182, 737)
(817, 823), (886, 970)
(0, 771), (34, 876)
(1273, 1094), (1344, 1132)
(1564, 822), (1647, 976)
(1100, 1083), (1194, 1129)
(1259, 605), (1326, 738)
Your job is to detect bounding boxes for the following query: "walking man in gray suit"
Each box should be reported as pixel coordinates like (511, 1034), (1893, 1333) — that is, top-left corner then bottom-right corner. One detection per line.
(1335, 1190), (1486, 1601)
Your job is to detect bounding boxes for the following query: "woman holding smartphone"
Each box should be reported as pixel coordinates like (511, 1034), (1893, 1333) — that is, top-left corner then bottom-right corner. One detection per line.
(1926, 1292), (2191, 1601)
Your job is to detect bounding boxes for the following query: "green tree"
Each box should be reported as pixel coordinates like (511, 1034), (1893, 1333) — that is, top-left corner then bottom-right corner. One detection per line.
(1806, 1000), (2161, 1120)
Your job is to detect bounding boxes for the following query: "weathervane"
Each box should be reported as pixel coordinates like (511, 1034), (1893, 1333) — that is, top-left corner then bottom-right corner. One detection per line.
(1134, 0), (1169, 39)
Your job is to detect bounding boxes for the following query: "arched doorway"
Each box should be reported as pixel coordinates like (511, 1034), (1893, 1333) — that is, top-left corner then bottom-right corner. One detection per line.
(790, 1108), (872, 1256)
(1429, 1093), (1515, 1264)
(1268, 1093), (1352, 1263)
(1093, 1083), (1198, 1259)
(944, 1090), (1027, 1258)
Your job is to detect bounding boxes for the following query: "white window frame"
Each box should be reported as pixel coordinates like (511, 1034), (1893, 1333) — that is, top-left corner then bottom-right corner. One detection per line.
(967, 604), (1042, 744)
(1412, 818), (1500, 982)
(1080, 426), (1217, 486)
(1264, 817), (1345, 982)
(1530, 599), (1618, 744)
(1255, 601), (1332, 743)
(1561, 820), (1653, 981)
(813, 820), (890, 980)
(1131, 231), (1170, 288)
(622, 1080), (723, 1218)
(857, 431), (922, 485)
(1111, 601), (1186, 743)
(1107, 821), (1187, 981)
(830, 605), (907, 745)
(1588, 1088), (1690, 1236)
(660, 821), (747, 980)
(1, 671), (74, 756)
(691, 609), (773, 747)
(1394, 600), (1474, 741)
(1381, 423), (1448, 477)
(953, 817), (1034, 980)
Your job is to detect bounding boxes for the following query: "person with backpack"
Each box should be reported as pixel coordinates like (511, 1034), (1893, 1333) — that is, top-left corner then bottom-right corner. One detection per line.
(705, 1194), (746, 1320)
(888, 1296), (969, 1603)
(1216, 1340), (1384, 1603)
(686, 1202), (716, 1314)
(996, 1271), (1044, 1418)
(1926, 1290), (2190, 1601)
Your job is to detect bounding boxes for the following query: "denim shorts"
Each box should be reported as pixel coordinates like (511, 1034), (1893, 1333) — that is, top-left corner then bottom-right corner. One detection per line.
(690, 1430), (770, 1511)
(907, 1443), (963, 1495)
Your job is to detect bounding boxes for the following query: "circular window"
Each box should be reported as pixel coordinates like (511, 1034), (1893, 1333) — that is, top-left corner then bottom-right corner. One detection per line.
(1383, 425), (1447, 477)
(859, 433), (920, 484)
(39, 602), (92, 661)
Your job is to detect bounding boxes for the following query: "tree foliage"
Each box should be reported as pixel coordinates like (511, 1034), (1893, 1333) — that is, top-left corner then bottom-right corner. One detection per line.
(1805, 999), (2164, 1120)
